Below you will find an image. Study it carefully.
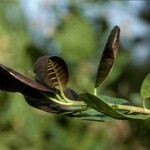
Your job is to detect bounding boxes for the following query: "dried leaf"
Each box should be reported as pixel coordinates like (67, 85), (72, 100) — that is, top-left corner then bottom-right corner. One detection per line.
(95, 26), (120, 88)
(0, 64), (53, 96)
(34, 56), (69, 90)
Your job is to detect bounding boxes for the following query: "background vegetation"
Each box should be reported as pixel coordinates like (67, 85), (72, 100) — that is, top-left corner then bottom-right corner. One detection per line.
(0, 0), (150, 149)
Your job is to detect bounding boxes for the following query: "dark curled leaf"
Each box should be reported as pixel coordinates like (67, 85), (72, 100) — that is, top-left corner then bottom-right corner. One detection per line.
(23, 91), (60, 113)
(81, 93), (150, 120)
(95, 26), (120, 87)
(0, 64), (81, 114)
(34, 56), (69, 90)
(64, 88), (80, 101)
(0, 64), (71, 114)
(0, 64), (53, 96)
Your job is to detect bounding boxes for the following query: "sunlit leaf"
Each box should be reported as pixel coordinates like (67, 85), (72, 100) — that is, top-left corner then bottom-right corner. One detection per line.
(34, 56), (69, 91)
(0, 64), (53, 95)
(95, 26), (120, 88)
(141, 73), (150, 99)
(81, 93), (150, 120)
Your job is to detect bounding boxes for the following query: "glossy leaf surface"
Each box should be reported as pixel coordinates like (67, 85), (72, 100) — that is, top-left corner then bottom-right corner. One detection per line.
(34, 56), (69, 90)
(95, 26), (120, 87)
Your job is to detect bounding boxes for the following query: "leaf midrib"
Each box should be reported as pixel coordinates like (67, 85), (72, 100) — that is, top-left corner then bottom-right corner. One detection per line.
(48, 59), (63, 90)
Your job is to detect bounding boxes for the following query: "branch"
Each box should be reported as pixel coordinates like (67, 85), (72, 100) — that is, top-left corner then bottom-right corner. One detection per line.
(111, 103), (150, 115)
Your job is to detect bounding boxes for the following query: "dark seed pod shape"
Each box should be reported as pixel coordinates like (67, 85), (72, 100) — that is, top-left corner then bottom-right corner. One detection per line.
(95, 25), (120, 88)
(34, 56), (69, 91)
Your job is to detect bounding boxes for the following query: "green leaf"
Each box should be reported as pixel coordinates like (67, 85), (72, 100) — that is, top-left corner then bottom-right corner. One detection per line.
(141, 73), (150, 99)
(99, 95), (130, 105)
(34, 56), (69, 91)
(95, 26), (120, 88)
(80, 93), (150, 120)
(55, 15), (96, 62)
(69, 109), (113, 122)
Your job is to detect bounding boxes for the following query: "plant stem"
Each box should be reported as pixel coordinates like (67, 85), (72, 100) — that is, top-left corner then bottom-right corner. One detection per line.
(111, 103), (150, 115)
(60, 90), (71, 102)
(48, 94), (150, 115)
(142, 97), (146, 109)
(94, 88), (97, 96)
(50, 97), (86, 107)
(56, 94), (65, 102)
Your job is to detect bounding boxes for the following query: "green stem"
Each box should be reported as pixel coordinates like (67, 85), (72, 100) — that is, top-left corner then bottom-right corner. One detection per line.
(94, 88), (97, 96)
(60, 89), (71, 102)
(48, 93), (150, 115)
(56, 94), (64, 102)
(142, 97), (146, 109)
(111, 103), (150, 115)
(50, 97), (86, 107)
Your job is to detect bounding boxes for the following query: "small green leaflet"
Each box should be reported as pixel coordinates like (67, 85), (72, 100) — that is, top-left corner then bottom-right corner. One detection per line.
(141, 73), (150, 100)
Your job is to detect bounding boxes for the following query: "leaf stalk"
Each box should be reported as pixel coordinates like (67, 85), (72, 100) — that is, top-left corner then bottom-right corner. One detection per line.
(111, 103), (150, 115)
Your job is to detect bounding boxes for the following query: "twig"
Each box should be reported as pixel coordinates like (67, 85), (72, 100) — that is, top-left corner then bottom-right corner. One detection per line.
(111, 104), (150, 115)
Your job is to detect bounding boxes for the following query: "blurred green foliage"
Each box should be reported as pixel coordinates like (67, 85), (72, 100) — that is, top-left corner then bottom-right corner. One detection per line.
(55, 14), (96, 62)
(0, 0), (150, 150)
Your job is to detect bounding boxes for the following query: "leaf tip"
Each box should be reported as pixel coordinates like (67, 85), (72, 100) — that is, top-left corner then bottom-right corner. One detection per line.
(94, 25), (121, 88)
(107, 25), (120, 58)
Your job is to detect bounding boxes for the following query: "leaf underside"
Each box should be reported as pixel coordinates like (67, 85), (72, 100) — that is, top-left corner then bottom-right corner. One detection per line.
(81, 93), (150, 120)
(95, 26), (120, 88)
(34, 56), (69, 90)
(0, 64), (52, 95)
(141, 73), (150, 99)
